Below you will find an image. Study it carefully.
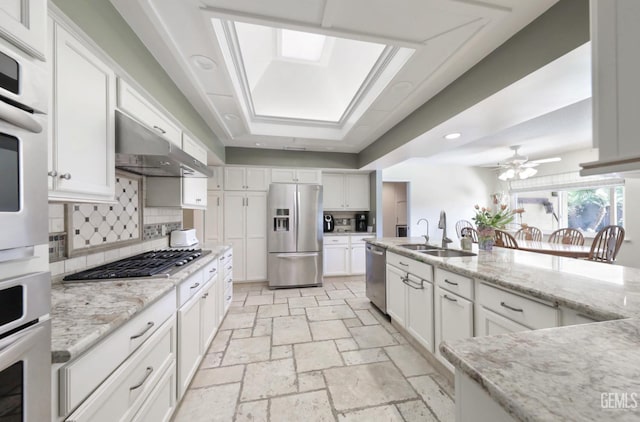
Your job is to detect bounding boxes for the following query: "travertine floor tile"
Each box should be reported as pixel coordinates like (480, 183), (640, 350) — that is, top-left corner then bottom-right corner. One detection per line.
(396, 400), (438, 422)
(256, 303), (289, 318)
(220, 313), (256, 330)
(228, 305), (258, 315)
(294, 340), (343, 372)
(174, 383), (240, 422)
(270, 390), (334, 422)
(235, 400), (268, 422)
(200, 351), (223, 369)
(345, 297), (372, 310)
(300, 287), (326, 296)
(408, 375), (455, 422)
(385, 344), (435, 377)
(430, 372), (455, 398)
(253, 318), (272, 337)
(392, 332), (408, 344)
(288, 296), (319, 308)
(341, 348), (388, 366)
(290, 308), (306, 315)
(271, 344), (293, 360)
(274, 288), (302, 298)
(190, 365), (244, 388)
(209, 330), (231, 353)
(327, 289), (355, 299)
(272, 316), (312, 345)
(317, 299), (347, 307)
(349, 325), (397, 349)
(222, 337), (271, 366)
(306, 305), (356, 321)
(298, 371), (326, 392)
(337, 405), (403, 421)
(324, 362), (416, 411)
(343, 318), (363, 328)
(232, 328), (253, 339)
(354, 309), (379, 325)
(273, 297), (288, 304)
(241, 358), (297, 401)
(244, 295), (274, 306)
(310, 320), (351, 340)
(335, 338), (359, 352)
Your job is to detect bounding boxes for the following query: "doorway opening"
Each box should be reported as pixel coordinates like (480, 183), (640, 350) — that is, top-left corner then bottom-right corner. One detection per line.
(382, 182), (410, 237)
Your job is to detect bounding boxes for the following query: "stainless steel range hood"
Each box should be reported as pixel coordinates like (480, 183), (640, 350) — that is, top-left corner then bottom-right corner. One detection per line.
(115, 110), (213, 178)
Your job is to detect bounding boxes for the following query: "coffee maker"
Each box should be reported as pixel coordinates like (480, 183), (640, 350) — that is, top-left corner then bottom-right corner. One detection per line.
(355, 212), (368, 232)
(323, 214), (335, 232)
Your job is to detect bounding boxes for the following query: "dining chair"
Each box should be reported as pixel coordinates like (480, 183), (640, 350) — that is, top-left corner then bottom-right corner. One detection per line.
(460, 227), (478, 243)
(548, 228), (585, 246)
(495, 230), (519, 249)
(455, 220), (474, 239)
(514, 226), (543, 241)
(587, 225), (625, 264)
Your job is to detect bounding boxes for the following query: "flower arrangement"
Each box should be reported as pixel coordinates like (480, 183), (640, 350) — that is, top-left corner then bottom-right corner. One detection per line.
(472, 204), (524, 229)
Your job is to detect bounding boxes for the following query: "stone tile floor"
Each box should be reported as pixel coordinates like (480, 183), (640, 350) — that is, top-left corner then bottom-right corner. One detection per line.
(173, 277), (454, 422)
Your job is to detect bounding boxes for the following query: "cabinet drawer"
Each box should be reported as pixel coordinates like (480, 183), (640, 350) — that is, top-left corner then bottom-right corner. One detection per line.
(204, 259), (218, 283)
(60, 290), (175, 415)
(387, 252), (433, 282)
(350, 235), (374, 245)
(65, 316), (176, 422)
(435, 269), (473, 301)
(325, 235), (350, 245)
(131, 361), (176, 422)
(177, 270), (205, 307)
(477, 283), (559, 330)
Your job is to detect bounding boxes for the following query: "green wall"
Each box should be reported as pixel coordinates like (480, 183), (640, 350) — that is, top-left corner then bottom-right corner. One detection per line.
(51, 0), (225, 161)
(225, 147), (358, 169)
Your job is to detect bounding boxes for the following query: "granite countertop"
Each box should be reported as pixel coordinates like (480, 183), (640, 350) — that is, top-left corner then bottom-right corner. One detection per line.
(440, 319), (640, 421)
(325, 232), (376, 236)
(50, 246), (230, 364)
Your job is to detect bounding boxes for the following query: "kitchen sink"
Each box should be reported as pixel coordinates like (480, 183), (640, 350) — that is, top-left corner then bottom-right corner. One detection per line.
(399, 244), (441, 251)
(420, 249), (477, 258)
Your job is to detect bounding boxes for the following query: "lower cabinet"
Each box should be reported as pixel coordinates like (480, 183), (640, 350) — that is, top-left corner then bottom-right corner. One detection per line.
(324, 244), (349, 276)
(476, 307), (530, 336)
(434, 286), (473, 371)
(406, 274), (434, 353)
(386, 265), (407, 327)
(323, 235), (374, 276)
(131, 361), (177, 422)
(177, 290), (203, 399)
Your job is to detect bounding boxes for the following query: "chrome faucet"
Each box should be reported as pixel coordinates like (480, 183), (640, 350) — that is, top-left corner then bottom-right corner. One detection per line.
(417, 218), (429, 244)
(438, 210), (453, 249)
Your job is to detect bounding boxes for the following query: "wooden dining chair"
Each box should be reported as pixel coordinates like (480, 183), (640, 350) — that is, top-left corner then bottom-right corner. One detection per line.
(548, 228), (585, 246)
(587, 225), (625, 264)
(460, 227), (478, 243)
(514, 226), (543, 241)
(455, 220), (474, 239)
(495, 230), (519, 249)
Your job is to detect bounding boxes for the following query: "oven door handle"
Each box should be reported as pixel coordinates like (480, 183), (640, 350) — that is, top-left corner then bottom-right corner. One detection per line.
(0, 322), (44, 355)
(0, 100), (43, 133)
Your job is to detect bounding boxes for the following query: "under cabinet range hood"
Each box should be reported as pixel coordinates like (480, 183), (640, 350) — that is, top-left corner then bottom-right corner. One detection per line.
(115, 111), (213, 178)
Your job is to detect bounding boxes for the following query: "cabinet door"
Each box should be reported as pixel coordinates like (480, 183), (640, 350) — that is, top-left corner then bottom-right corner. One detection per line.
(182, 178), (207, 209)
(246, 238), (267, 281)
(349, 244), (366, 275)
(207, 166), (223, 191)
(476, 307), (530, 337)
(224, 167), (246, 190)
(322, 174), (345, 210)
(246, 168), (270, 190)
(434, 287), (473, 371)
(296, 169), (322, 184)
(245, 192), (267, 280)
(225, 239), (245, 281)
(407, 276), (434, 352)
(345, 174), (370, 210)
(271, 168), (297, 183)
(385, 265), (407, 327)
(204, 192), (223, 244)
(223, 192), (245, 240)
(52, 23), (115, 199)
(323, 245), (349, 276)
(178, 296), (202, 399)
(200, 280), (218, 352)
(0, 0), (46, 59)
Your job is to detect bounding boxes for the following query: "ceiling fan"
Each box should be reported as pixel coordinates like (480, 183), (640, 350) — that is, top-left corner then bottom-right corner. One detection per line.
(495, 146), (560, 181)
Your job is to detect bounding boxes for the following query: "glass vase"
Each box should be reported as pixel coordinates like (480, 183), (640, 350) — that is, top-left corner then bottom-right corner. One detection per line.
(477, 226), (496, 251)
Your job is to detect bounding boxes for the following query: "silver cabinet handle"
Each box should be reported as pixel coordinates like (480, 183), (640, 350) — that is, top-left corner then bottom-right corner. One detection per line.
(48, 170), (58, 177)
(209, 268), (216, 274)
(217, 197), (220, 206)
(227, 266), (232, 271)
(443, 294), (457, 302)
(246, 197), (249, 206)
(402, 276), (424, 290)
(129, 366), (153, 391)
(500, 302), (523, 313)
(444, 279), (458, 286)
(130, 321), (154, 339)
(196, 198), (202, 202)
(153, 125), (166, 134)
(226, 296), (231, 301)
(60, 173), (71, 180)
(202, 292), (209, 299)
(190, 282), (200, 289)
(398, 261), (409, 267)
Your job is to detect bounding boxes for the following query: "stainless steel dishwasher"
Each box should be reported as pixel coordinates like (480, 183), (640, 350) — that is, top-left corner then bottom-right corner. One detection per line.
(366, 244), (386, 313)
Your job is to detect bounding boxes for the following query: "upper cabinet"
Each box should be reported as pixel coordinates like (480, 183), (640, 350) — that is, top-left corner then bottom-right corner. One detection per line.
(117, 79), (182, 147)
(0, 0), (46, 60)
(581, 0), (640, 175)
(48, 19), (116, 202)
(224, 167), (270, 191)
(322, 173), (370, 211)
(207, 166), (223, 191)
(271, 168), (322, 184)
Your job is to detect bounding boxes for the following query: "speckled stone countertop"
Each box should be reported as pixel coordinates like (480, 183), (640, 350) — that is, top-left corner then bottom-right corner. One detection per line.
(369, 237), (640, 421)
(324, 232), (376, 236)
(51, 246), (230, 363)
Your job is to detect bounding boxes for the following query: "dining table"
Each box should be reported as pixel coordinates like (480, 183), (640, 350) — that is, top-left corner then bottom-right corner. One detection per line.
(512, 239), (592, 258)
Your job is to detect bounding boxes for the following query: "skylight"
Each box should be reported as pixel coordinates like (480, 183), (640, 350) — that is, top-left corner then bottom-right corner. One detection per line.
(279, 29), (327, 62)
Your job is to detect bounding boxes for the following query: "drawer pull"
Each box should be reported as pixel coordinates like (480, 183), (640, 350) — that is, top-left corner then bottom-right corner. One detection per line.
(226, 296), (231, 301)
(129, 366), (154, 391)
(500, 302), (523, 313)
(398, 261), (409, 267)
(202, 293), (209, 299)
(227, 266), (232, 271)
(153, 125), (166, 134)
(443, 294), (457, 302)
(190, 282), (201, 289)
(130, 321), (154, 340)
(444, 279), (458, 286)
(401, 276), (424, 290)
(209, 268), (216, 274)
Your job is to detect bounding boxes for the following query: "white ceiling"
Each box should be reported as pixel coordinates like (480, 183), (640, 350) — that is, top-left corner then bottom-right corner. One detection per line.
(110, 0), (560, 156)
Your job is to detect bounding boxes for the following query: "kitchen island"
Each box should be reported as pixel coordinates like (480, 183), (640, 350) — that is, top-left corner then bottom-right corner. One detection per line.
(367, 237), (640, 421)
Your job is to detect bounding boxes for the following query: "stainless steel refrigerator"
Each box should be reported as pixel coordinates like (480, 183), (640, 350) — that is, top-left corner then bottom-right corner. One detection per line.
(267, 183), (323, 288)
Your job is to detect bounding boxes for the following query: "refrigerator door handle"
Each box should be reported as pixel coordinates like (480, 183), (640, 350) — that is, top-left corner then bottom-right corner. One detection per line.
(296, 189), (301, 250)
(274, 253), (319, 258)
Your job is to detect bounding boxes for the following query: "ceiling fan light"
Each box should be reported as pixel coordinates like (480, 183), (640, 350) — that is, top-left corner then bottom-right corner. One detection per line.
(498, 169), (515, 181)
(519, 167), (538, 179)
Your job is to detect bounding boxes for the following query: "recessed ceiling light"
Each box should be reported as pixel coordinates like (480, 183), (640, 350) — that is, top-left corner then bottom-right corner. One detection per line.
(190, 55), (217, 71)
(255, 143), (262, 146)
(224, 114), (239, 121)
(444, 132), (461, 140)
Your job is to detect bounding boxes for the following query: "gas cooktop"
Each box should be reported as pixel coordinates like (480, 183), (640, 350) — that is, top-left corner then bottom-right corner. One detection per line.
(62, 249), (210, 282)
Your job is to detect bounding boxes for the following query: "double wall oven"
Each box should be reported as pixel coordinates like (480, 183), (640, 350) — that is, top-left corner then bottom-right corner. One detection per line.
(0, 36), (51, 422)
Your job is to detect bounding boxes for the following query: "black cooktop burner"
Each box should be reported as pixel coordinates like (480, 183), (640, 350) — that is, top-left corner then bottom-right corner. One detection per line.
(63, 249), (206, 282)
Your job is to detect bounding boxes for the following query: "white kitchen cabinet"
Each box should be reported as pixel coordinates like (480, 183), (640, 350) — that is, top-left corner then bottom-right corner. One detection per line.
(434, 286), (473, 371)
(386, 265), (407, 328)
(0, 0), (46, 60)
(323, 244), (349, 276)
(271, 168), (321, 184)
(322, 173), (370, 211)
(117, 78), (181, 147)
(476, 307), (530, 337)
(349, 244), (367, 275)
(200, 275), (218, 353)
(207, 166), (223, 190)
(177, 288), (202, 400)
(204, 192), (223, 245)
(406, 274), (435, 353)
(224, 167), (270, 191)
(323, 234), (373, 276)
(181, 133), (208, 209)
(223, 191), (267, 281)
(130, 362), (176, 422)
(48, 19), (116, 202)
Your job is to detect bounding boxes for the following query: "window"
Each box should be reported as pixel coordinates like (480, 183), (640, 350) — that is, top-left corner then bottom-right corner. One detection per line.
(512, 185), (624, 234)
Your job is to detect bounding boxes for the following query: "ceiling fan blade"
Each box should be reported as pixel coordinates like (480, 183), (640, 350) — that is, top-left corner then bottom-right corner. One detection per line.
(522, 162), (539, 168)
(530, 157), (561, 164)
